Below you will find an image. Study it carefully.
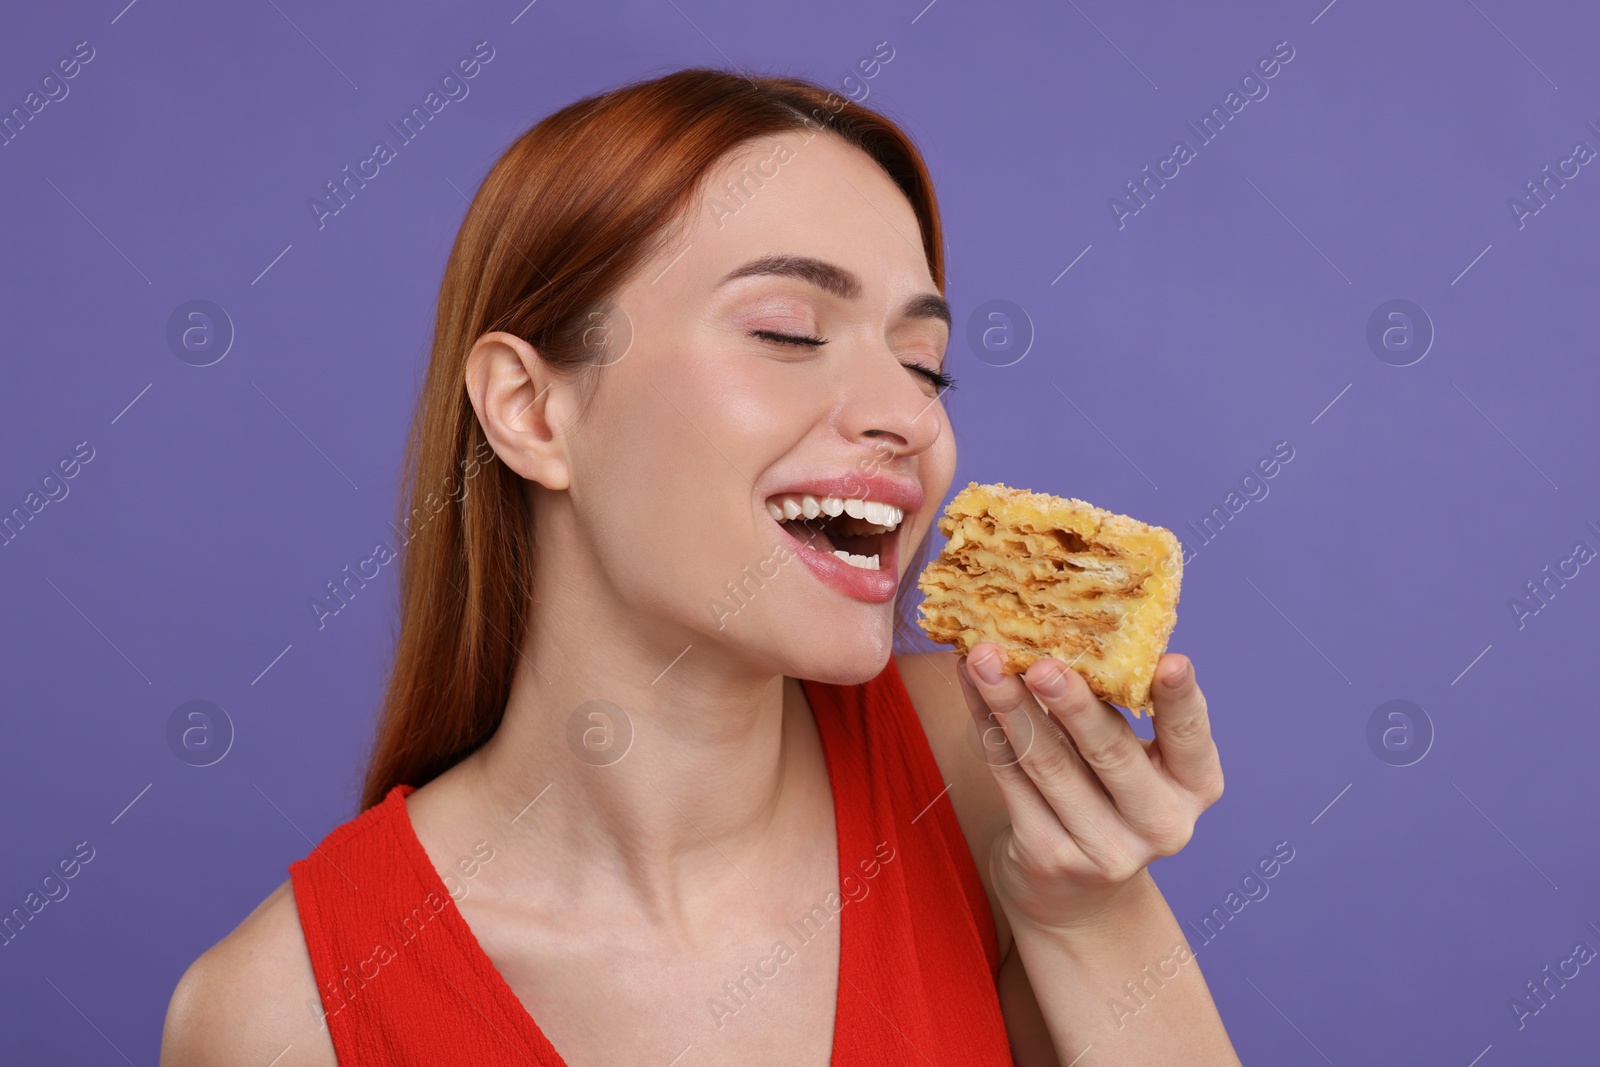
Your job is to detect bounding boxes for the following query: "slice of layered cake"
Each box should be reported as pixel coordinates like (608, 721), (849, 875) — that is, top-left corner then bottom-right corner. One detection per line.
(915, 482), (1183, 716)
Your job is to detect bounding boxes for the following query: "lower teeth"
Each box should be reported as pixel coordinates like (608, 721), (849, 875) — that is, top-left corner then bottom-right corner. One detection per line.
(832, 549), (880, 571)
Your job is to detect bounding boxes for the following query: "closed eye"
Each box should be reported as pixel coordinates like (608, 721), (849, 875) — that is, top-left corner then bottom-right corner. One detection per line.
(748, 330), (957, 392)
(750, 329), (826, 348)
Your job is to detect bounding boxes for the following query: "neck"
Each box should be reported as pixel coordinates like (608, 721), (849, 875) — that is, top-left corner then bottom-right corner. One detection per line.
(460, 554), (807, 932)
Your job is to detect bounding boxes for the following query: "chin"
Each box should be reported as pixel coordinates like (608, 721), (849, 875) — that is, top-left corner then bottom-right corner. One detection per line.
(767, 615), (898, 686)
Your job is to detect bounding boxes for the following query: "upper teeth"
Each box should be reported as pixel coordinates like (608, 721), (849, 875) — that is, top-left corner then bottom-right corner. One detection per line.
(764, 493), (903, 531)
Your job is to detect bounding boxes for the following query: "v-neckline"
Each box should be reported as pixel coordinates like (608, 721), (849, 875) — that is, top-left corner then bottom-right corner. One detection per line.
(386, 677), (850, 1064)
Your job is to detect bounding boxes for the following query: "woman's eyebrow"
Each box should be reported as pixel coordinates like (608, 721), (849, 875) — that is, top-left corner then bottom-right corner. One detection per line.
(716, 253), (950, 329)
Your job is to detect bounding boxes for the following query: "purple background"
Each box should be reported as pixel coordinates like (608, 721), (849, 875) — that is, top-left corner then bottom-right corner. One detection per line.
(3, 0), (1597, 1062)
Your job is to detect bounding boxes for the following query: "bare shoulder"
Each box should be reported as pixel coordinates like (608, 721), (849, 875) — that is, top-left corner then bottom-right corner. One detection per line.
(892, 649), (1014, 957)
(160, 878), (338, 1067)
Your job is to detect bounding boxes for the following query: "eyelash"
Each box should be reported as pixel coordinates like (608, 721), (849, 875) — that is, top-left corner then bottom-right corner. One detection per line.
(748, 330), (958, 392)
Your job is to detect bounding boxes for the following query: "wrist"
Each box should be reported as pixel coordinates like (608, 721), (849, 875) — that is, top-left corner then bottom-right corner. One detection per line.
(1005, 873), (1157, 945)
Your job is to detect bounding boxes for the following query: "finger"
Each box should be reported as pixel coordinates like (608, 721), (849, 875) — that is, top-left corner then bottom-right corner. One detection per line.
(1019, 655), (1179, 829)
(962, 645), (1136, 868)
(954, 650), (1073, 849)
(1147, 654), (1223, 797)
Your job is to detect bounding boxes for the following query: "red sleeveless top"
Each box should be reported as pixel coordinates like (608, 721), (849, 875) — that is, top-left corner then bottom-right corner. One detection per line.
(289, 657), (1017, 1064)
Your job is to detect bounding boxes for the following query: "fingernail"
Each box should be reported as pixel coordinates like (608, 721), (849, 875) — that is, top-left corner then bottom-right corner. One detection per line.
(970, 649), (1002, 685)
(1031, 664), (1067, 697)
(1163, 659), (1189, 688)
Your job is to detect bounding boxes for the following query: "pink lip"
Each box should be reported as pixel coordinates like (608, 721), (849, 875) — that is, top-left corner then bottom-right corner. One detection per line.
(762, 472), (923, 605)
(773, 515), (902, 603)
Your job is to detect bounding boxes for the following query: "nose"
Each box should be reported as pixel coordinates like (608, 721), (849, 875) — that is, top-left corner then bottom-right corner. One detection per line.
(833, 340), (947, 463)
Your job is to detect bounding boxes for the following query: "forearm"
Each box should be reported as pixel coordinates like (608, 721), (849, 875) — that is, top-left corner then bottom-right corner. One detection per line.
(1008, 870), (1240, 1066)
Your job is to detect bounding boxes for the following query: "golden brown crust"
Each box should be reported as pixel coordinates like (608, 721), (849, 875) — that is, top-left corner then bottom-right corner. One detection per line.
(914, 482), (1183, 716)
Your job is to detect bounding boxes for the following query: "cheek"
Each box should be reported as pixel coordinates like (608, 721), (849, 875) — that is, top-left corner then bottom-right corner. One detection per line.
(684, 348), (815, 443)
(911, 413), (957, 536)
(570, 351), (809, 599)
(928, 409), (956, 475)
(652, 342), (845, 508)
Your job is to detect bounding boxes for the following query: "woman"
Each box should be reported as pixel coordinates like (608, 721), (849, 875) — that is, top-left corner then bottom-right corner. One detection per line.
(161, 67), (1238, 1065)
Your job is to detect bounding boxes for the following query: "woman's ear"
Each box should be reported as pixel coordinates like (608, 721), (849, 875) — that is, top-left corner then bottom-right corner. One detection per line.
(464, 331), (580, 491)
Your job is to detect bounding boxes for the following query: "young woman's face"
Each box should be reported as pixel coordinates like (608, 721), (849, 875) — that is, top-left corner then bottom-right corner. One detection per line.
(559, 131), (956, 684)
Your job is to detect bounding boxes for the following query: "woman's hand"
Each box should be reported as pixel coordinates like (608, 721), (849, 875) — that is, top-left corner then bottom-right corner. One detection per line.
(957, 641), (1225, 934)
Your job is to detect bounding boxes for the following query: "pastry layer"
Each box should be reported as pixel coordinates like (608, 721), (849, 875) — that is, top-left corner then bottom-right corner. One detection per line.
(915, 482), (1182, 715)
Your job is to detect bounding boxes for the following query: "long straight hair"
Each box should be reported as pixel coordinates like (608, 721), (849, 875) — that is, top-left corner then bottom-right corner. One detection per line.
(359, 66), (949, 812)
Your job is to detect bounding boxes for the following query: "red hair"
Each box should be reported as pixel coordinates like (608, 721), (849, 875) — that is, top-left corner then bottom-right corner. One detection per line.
(359, 67), (948, 812)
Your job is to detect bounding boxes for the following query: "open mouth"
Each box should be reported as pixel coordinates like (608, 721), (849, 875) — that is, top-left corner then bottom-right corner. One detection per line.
(765, 493), (903, 572)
